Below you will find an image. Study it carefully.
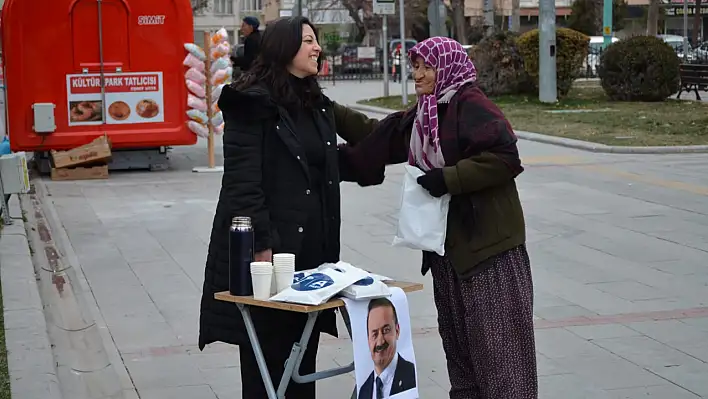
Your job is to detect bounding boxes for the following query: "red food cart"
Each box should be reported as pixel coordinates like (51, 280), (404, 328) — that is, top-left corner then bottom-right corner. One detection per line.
(1, 0), (196, 170)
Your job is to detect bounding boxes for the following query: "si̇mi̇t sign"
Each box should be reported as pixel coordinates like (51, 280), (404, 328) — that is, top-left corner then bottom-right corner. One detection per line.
(374, 0), (396, 15)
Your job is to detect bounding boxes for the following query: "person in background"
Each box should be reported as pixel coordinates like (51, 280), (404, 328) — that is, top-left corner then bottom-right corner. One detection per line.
(199, 16), (381, 399)
(231, 16), (262, 72)
(391, 43), (402, 83)
(339, 36), (538, 399)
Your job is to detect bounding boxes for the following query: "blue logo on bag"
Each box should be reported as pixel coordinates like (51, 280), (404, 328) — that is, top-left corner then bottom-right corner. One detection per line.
(353, 277), (375, 286)
(293, 272), (306, 283)
(291, 273), (334, 291)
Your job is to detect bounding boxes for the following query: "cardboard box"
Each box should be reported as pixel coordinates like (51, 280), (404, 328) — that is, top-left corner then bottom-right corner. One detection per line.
(50, 136), (112, 169)
(50, 165), (109, 181)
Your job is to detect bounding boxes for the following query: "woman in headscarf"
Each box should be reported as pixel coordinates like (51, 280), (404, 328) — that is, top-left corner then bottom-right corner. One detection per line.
(339, 37), (538, 398)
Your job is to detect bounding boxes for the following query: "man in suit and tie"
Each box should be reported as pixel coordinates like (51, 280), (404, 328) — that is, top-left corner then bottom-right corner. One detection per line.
(358, 298), (417, 399)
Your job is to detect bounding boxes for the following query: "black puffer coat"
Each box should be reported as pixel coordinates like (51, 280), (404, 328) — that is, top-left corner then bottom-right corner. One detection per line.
(199, 83), (379, 348)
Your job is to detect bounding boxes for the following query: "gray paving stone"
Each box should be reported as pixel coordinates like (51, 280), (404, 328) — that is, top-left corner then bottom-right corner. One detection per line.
(625, 320), (708, 345)
(210, 385), (241, 399)
(591, 335), (706, 370)
(607, 384), (701, 398)
(645, 363), (708, 397)
(552, 353), (668, 390)
(566, 324), (643, 341)
(534, 304), (599, 320)
(535, 329), (609, 359)
(124, 353), (206, 390)
(138, 385), (217, 399)
(538, 373), (612, 398)
(590, 281), (672, 301)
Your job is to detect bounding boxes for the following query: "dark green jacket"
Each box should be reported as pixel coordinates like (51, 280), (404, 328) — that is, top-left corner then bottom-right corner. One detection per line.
(340, 84), (525, 278)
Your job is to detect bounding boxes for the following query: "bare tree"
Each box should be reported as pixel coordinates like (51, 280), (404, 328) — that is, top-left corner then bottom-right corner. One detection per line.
(334, 0), (428, 43)
(451, 0), (468, 43)
(192, 0), (211, 12)
(646, 0), (659, 35)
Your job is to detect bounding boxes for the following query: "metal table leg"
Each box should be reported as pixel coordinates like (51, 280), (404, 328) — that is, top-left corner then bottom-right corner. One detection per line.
(237, 305), (357, 399)
(340, 307), (358, 399)
(237, 304), (279, 399)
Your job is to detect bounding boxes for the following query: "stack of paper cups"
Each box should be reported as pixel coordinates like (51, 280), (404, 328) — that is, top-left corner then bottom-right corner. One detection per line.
(250, 262), (273, 300)
(273, 253), (296, 293)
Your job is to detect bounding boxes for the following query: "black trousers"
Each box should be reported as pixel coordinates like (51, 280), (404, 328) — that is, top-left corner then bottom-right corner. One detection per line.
(239, 329), (321, 398)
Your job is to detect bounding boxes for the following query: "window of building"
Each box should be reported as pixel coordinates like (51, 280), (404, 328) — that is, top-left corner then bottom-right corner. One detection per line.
(241, 0), (263, 13)
(214, 0), (234, 14)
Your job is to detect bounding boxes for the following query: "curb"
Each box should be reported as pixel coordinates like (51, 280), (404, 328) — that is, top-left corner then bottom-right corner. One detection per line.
(348, 103), (708, 155)
(0, 196), (63, 399)
(30, 178), (139, 399)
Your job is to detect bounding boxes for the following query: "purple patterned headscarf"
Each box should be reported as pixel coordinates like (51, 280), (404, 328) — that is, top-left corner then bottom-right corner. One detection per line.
(407, 37), (477, 170)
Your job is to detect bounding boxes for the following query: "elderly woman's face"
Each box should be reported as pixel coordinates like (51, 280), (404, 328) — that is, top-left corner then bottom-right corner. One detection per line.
(287, 24), (322, 78)
(412, 56), (435, 96)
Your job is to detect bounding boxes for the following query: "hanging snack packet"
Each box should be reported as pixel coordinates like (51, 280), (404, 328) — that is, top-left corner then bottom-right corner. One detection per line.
(210, 111), (224, 127)
(188, 121), (209, 138)
(185, 79), (206, 98)
(184, 43), (206, 61)
(187, 94), (207, 112)
(185, 67), (207, 85)
(210, 57), (231, 74)
(211, 84), (225, 102)
(211, 67), (233, 86)
(183, 53), (205, 71)
(210, 27), (229, 46)
(210, 42), (231, 59)
(187, 109), (208, 124)
(214, 123), (225, 135)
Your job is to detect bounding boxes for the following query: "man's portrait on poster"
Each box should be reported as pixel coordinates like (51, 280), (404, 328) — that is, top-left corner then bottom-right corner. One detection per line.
(358, 297), (417, 399)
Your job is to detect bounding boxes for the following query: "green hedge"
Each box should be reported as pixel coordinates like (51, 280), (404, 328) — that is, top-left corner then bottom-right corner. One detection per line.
(598, 36), (680, 101)
(517, 28), (590, 97)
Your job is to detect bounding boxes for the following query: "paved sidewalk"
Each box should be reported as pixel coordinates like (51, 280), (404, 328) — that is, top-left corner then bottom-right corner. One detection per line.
(33, 126), (708, 398)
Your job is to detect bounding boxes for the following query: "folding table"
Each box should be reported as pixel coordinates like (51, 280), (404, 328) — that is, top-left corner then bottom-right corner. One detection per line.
(214, 280), (423, 399)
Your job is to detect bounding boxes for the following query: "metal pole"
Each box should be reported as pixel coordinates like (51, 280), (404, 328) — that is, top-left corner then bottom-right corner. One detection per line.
(483, 0), (495, 36)
(399, 0), (408, 106)
(97, 0), (107, 124)
(539, 0), (557, 103)
(683, 0), (689, 60)
(382, 16), (390, 97)
(602, 0), (613, 48)
(296, 0), (303, 16)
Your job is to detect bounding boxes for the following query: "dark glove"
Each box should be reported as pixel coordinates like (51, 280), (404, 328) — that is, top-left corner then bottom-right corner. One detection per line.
(416, 168), (448, 198)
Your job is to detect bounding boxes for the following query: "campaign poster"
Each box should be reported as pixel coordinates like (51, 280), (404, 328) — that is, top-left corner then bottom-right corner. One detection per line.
(342, 287), (419, 399)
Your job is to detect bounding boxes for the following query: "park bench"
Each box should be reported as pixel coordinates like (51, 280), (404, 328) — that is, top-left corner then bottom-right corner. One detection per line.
(677, 63), (708, 100)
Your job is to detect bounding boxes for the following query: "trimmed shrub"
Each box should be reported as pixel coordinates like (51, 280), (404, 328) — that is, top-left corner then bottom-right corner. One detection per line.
(517, 28), (590, 97)
(598, 35), (680, 102)
(470, 31), (529, 96)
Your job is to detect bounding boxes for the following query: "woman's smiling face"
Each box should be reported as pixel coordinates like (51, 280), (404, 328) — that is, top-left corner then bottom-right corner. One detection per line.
(411, 56), (436, 96)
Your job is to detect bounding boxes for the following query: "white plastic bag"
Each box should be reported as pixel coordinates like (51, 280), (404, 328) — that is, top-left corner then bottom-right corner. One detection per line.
(270, 263), (368, 305)
(319, 262), (391, 301)
(392, 164), (451, 256)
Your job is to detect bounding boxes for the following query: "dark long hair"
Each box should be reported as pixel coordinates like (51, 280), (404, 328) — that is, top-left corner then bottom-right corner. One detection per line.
(232, 16), (323, 107)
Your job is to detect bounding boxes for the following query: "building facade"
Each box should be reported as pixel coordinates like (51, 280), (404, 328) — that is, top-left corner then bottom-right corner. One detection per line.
(192, 0), (266, 45)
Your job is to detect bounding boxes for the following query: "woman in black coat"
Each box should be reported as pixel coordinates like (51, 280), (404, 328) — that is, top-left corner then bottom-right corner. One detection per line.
(198, 16), (380, 398)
